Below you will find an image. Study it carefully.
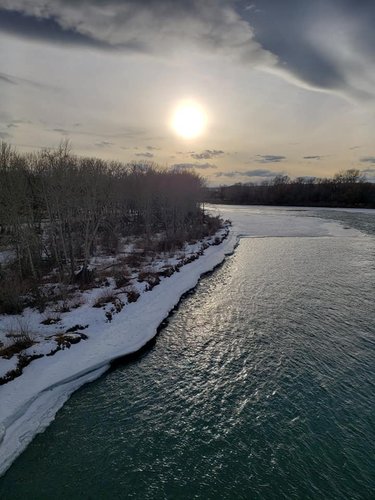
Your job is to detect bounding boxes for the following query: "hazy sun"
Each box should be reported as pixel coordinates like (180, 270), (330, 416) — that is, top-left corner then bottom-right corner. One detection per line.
(171, 100), (207, 139)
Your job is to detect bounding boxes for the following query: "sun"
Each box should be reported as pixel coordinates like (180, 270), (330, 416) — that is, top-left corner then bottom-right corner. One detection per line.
(171, 100), (207, 139)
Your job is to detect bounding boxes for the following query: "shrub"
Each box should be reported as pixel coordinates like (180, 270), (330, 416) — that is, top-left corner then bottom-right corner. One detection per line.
(0, 323), (34, 359)
(138, 271), (161, 289)
(54, 295), (84, 313)
(92, 290), (117, 308)
(41, 314), (61, 325)
(126, 288), (140, 303)
(123, 252), (144, 269)
(158, 266), (175, 278)
(114, 268), (131, 289)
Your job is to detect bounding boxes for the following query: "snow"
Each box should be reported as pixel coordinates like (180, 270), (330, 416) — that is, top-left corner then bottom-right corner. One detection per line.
(0, 227), (234, 475)
(0, 205), (372, 476)
(0, 358), (18, 380)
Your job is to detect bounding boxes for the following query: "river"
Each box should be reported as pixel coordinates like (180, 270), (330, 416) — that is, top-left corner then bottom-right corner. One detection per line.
(0, 206), (374, 499)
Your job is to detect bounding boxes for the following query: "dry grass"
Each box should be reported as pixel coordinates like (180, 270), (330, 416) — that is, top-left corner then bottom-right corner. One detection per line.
(0, 322), (35, 359)
(126, 287), (140, 303)
(92, 290), (117, 308)
(114, 267), (131, 289)
(137, 271), (161, 290)
(40, 313), (61, 325)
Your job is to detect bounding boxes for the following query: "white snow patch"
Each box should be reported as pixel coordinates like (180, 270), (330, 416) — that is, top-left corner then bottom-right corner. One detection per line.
(0, 358), (18, 380)
(0, 227), (234, 475)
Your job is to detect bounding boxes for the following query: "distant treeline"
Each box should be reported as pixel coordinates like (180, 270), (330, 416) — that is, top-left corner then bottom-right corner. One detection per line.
(205, 170), (375, 208)
(0, 142), (214, 298)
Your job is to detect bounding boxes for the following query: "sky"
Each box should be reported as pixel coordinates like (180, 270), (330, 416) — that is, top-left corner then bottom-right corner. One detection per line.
(0, 0), (374, 185)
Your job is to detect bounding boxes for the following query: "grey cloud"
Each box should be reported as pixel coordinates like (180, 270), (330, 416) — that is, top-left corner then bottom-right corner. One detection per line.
(360, 157), (375, 164)
(240, 0), (375, 101)
(49, 125), (147, 140)
(172, 162), (217, 171)
(1, 0), (373, 104)
(0, 72), (16, 85)
(9, 119), (32, 125)
(255, 155), (286, 163)
(244, 168), (283, 176)
(0, 10), (111, 50)
(215, 171), (238, 178)
(0, 70), (60, 91)
(117, 127), (148, 139)
(191, 149), (224, 160)
(361, 167), (375, 182)
(146, 145), (160, 151)
(95, 141), (114, 148)
(135, 151), (154, 158)
(0, 1), (275, 67)
(53, 128), (69, 136)
(303, 155), (323, 160)
(216, 169), (283, 178)
(0, 131), (11, 139)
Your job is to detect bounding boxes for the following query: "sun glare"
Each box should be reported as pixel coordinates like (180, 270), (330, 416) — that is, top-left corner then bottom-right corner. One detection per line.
(171, 100), (207, 139)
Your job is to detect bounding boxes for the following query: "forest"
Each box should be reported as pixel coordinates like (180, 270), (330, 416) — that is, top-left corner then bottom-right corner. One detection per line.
(206, 170), (375, 208)
(0, 142), (220, 315)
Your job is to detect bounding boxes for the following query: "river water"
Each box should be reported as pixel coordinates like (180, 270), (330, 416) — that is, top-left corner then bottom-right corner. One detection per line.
(0, 207), (374, 499)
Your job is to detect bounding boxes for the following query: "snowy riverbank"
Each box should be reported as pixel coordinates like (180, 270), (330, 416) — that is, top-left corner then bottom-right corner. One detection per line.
(0, 225), (238, 476)
(0, 204), (370, 477)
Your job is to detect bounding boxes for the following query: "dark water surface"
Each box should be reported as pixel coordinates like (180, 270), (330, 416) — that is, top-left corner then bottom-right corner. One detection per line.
(1, 210), (374, 499)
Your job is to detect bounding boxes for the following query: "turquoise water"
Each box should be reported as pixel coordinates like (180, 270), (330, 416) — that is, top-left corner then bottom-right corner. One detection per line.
(0, 210), (374, 499)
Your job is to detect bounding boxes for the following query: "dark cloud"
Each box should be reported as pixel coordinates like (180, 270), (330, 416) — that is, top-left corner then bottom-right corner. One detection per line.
(239, 0), (375, 100)
(0, 131), (11, 139)
(1, 0), (373, 102)
(360, 157), (375, 164)
(191, 149), (224, 160)
(135, 151), (154, 158)
(172, 162), (217, 171)
(255, 154), (286, 163)
(0, 1), (273, 66)
(216, 168), (283, 178)
(0, 9), (112, 50)
(303, 155), (323, 160)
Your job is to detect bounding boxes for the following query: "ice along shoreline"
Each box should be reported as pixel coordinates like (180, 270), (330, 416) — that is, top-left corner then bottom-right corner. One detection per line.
(0, 227), (238, 477)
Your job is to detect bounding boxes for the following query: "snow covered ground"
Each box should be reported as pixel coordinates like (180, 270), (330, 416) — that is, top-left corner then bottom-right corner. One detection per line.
(0, 205), (371, 476)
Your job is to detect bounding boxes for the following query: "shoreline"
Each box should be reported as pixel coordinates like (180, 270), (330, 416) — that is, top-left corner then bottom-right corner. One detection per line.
(1, 204), (368, 477)
(0, 227), (238, 477)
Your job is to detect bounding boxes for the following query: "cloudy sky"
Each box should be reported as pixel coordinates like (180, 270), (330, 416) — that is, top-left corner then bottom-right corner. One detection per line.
(0, 0), (374, 184)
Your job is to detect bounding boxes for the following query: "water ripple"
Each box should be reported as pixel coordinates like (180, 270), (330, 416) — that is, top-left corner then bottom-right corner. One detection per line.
(1, 220), (375, 499)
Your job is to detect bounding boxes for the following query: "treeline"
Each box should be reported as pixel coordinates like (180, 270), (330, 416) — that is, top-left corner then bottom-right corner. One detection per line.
(205, 170), (375, 208)
(0, 142), (213, 305)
